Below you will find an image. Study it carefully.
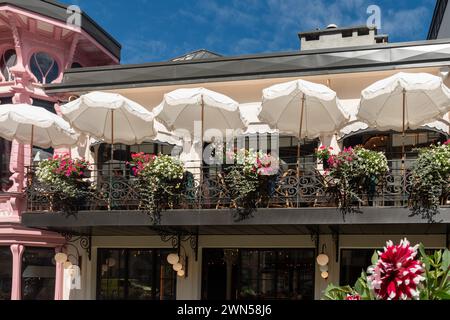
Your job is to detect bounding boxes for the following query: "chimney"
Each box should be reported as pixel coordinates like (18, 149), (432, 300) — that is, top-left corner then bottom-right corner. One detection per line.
(298, 24), (388, 51)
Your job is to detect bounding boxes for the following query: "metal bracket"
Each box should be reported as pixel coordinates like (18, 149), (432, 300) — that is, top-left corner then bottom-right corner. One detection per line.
(62, 232), (91, 261)
(155, 227), (199, 261)
(306, 226), (319, 255)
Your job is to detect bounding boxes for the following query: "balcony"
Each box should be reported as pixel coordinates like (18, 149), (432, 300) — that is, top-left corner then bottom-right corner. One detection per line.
(24, 160), (432, 213)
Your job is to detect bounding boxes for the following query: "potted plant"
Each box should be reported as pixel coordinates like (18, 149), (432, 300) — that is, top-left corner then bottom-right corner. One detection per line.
(35, 153), (91, 212)
(324, 146), (388, 215)
(315, 145), (334, 169)
(224, 149), (279, 220)
(129, 153), (185, 224)
(409, 140), (450, 222)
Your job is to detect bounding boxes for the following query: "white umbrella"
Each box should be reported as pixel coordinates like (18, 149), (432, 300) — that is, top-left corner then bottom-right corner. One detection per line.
(358, 72), (450, 161)
(153, 88), (244, 144)
(259, 79), (348, 171)
(61, 91), (155, 145)
(61, 91), (155, 209)
(0, 104), (78, 164)
(153, 88), (244, 202)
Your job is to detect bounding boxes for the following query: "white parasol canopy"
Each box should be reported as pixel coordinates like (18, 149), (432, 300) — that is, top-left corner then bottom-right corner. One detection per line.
(152, 87), (244, 139)
(358, 72), (450, 131)
(260, 79), (348, 173)
(0, 104), (78, 150)
(60, 91), (155, 145)
(259, 79), (348, 139)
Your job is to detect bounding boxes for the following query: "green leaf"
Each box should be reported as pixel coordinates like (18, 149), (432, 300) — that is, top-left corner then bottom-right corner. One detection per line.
(371, 250), (379, 265)
(434, 250), (442, 264)
(418, 243), (428, 259)
(441, 249), (450, 272)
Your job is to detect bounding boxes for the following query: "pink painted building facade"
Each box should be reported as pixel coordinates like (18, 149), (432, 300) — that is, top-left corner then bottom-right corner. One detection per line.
(0, 0), (120, 300)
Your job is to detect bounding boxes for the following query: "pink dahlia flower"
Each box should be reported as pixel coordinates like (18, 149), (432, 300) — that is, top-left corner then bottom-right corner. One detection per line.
(345, 294), (361, 300)
(367, 238), (425, 300)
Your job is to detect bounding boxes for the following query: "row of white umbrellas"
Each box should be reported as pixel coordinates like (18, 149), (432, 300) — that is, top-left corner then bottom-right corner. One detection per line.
(0, 72), (449, 167)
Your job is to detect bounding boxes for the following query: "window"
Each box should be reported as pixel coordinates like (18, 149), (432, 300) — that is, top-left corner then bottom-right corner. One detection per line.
(0, 247), (12, 300)
(340, 249), (374, 286)
(30, 52), (59, 84)
(21, 247), (55, 300)
(202, 248), (315, 300)
(97, 248), (176, 300)
(0, 49), (17, 81)
(0, 138), (12, 191)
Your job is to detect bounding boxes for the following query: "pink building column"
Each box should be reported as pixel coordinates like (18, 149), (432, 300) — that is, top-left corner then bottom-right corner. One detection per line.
(10, 244), (24, 300)
(54, 247), (64, 300)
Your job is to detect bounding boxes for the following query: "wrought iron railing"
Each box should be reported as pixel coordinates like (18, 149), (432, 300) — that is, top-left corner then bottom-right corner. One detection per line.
(24, 160), (425, 213)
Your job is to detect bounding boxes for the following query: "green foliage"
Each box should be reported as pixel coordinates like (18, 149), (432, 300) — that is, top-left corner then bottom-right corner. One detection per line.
(35, 154), (91, 211)
(410, 142), (450, 222)
(224, 149), (279, 220)
(135, 154), (184, 223)
(418, 243), (450, 300)
(325, 146), (388, 216)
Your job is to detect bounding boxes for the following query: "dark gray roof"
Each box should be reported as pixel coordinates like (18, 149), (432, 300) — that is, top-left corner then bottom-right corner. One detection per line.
(428, 0), (448, 40)
(299, 24), (376, 38)
(45, 38), (450, 93)
(0, 0), (121, 60)
(170, 49), (222, 61)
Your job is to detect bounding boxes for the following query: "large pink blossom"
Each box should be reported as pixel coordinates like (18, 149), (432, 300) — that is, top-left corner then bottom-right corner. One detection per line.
(367, 238), (425, 300)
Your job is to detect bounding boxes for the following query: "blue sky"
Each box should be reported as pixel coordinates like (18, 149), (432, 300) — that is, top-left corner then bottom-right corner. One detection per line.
(67, 0), (436, 64)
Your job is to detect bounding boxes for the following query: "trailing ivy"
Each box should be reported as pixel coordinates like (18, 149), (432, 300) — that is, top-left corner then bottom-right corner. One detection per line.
(325, 146), (388, 217)
(409, 141), (450, 222)
(130, 153), (184, 224)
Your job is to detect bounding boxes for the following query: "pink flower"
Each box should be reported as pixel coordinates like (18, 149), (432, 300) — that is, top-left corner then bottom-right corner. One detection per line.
(444, 139), (450, 145)
(345, 294), (361, 300)
(319, 145), (326, 150)
(367, 238), (424, 300)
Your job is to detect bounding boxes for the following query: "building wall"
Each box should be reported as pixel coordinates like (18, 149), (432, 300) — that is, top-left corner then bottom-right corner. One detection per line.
(65, 234), (447, 300)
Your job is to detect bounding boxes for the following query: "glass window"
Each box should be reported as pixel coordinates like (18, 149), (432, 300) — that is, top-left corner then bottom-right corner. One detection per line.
(0, 247), (12, 300)
(0, 49), (17, 81)
(0, 138), (12, 191)
(21, 247), (55, 300)
(30, 52), (59, 84)
(340, 249), (374, 286)
(202, 248), (315, 300)
(97, 248), (176, 300)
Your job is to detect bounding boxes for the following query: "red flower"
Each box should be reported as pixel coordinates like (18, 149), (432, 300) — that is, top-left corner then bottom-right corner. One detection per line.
(444, 139), (450, 145)
(367, 238), (424, 300)
(345, 294), (361, 300)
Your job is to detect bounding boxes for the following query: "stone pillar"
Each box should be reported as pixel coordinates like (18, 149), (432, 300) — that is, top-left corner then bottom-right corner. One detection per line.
(54, 247), (64, 300)
(10, 244), (24, 300)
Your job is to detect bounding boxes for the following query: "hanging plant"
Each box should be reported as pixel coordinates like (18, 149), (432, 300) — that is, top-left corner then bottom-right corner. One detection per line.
(129, 153), (184, 224)
(323, 238), (450, 300)
(35, 153), (91, 212)
(315, 145), (334, 169)
(409, 140), (450, 222)
(324, 146), (388, 216)
(224, 149), (279, 221)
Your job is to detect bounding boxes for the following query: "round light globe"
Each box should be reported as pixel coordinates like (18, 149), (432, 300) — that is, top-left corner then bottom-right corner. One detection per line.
(63, 261), (73, 269)
(106, 258), (116, 267)
(101, 264), (108, 272)
(173, 263), (183, 272)
(321, 271), (329, 279)
(316, 254), (329, 266)
(319, 265), (329, 272)
(177, 270), (185, 277)
(54, 252), (68, 263)
(167, 253), (179, 265)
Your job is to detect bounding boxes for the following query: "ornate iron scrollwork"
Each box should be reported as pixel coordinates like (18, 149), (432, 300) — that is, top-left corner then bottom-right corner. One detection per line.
(62, 232), (92, 261)
(156, 228), (199, 261)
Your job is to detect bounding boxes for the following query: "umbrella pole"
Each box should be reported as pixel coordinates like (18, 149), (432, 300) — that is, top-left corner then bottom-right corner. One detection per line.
(200, 97), (204, 209)
(296, 94), (305, 178)
(109, 110), (114, 211)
